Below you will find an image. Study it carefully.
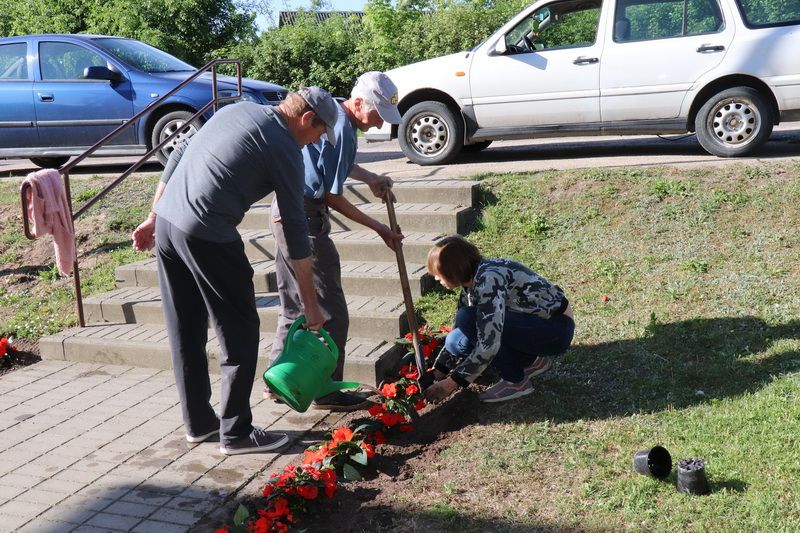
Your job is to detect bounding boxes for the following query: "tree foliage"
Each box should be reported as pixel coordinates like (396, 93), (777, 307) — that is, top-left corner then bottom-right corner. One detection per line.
(0, 0), (256, 65)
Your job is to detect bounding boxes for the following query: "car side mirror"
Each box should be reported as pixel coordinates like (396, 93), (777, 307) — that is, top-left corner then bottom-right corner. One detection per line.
(488, 38), (507, 56)
(84, 65), (123, 83)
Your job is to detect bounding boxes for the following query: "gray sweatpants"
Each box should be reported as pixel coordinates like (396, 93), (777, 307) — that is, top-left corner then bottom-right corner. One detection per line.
(269, 198), (349, 381)
(155, 217), (259, 445)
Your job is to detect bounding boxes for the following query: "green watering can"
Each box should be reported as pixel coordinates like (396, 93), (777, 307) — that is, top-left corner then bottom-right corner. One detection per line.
(263, 317), (361, 412)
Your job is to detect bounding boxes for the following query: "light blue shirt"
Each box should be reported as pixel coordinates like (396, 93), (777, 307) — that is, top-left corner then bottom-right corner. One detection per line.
(302, 102), (358, 199)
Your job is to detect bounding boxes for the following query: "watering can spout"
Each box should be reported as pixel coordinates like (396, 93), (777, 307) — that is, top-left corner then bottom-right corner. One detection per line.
(263, 317), (363, 412)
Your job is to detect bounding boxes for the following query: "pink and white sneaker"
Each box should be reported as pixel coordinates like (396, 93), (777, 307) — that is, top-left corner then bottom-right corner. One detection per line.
(524, 356), (553, 379)
(478, 379), (534, 403)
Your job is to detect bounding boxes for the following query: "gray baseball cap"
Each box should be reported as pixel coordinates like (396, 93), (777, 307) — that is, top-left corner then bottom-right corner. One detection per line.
(353, 71), (402, 124)
(298, 86), (339, 146)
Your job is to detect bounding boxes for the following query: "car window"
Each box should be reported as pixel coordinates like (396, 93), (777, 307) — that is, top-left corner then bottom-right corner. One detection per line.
(615, 0), (724, 43)
(735, 0), (800, 28)
(505, 1), (601, 54)
(39, 42), (108, 80)
(91, 38), (195, 73)
(0, 43), (29, 80)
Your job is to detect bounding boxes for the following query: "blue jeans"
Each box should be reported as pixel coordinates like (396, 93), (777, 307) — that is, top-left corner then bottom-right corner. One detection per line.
(445, 306), (575, 383)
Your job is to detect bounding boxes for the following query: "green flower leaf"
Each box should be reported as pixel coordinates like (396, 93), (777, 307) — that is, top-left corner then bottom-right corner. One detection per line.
(342, 462), (362, 481)
(351, 450), (368, 465)
(233, 504), (250, 527)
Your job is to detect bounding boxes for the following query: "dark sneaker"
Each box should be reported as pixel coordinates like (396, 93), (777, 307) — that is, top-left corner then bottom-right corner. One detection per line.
(524, 356), (553, 379)
(219, 428), (289, 455)
(186, 429), (219, 443)
(478, 379), (534, 403)
(312, 391), (373, 412)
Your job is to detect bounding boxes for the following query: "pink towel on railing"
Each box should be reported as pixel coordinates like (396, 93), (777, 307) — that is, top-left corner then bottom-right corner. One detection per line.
(23, 169), (76, 276)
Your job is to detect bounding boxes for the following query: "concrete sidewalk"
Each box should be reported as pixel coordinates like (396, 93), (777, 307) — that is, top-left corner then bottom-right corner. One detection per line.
(0, 360), (342, 532)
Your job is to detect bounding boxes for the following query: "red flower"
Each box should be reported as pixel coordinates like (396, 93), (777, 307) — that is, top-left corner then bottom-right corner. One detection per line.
(422, 344), (433, 357)
(380, 383), (398, 398)
(0, 338), (7, 358)
(368, 403), (385, 416)
(263, 484), (273, 498)
(373, 430), (386, 445)
(601, 294), (610, 302)
(332, 427), (354, 443)
(360, 442), (375, 459)
(302, 442), (330, 465)
(404, 332), (413, 340)
(296, 484), (319, 500)
(320, 468), (337, 499)
(439, 326), (452, 333)
(398, 424), (414, 433)
(264, 497), (291, 520)
(414, 399), (426, 411)
(250, 516), (271, 533)
(214, 528), (230, 533)
(405, 384), (419, 396)
(402, 367), (419, 379)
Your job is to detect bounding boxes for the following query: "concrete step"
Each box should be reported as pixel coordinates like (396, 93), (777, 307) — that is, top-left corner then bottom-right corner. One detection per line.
(116, 258), (434, 298)
(263, 178), (479, 207)
(241, 202), (476, 235)
(39, 323), (405, 386)
(241, 228), (441, 264)
(83, 288), (409, 340)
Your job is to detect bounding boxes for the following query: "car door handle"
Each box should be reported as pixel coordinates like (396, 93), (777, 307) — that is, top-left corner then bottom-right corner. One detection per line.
(573, 56), (599, 65)
(697, 44), (724, 53)
(37, 93), (54, 102)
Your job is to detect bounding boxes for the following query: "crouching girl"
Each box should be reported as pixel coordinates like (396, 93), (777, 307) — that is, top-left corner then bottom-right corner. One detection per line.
(424, 235), (574, 404)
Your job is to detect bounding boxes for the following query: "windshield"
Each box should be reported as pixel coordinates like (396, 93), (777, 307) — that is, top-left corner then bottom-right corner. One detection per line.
(91, 38), (195, 73)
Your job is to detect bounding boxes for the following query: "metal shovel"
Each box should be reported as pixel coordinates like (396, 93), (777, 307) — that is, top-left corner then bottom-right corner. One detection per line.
(383, 187), (427, 374)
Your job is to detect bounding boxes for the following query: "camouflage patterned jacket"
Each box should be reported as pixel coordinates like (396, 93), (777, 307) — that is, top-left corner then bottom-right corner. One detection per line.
(436, 258), (568, 386)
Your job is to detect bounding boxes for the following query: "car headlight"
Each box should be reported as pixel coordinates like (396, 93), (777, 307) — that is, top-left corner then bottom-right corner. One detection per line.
(217, 90), (261, 104)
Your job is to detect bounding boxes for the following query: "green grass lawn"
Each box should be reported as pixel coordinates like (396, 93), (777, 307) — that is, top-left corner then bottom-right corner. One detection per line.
(0, 173), (157, 339)
(407, 162), (800, 532)
(1, 162), (798, 531)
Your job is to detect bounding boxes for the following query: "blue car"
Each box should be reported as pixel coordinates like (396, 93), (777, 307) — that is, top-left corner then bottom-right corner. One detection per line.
(0, 34), (288, 168)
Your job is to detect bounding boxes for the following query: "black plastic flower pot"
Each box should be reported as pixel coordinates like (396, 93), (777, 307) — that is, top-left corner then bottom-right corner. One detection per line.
(677, 458), (710, 495)
(632, 445), (672, 479)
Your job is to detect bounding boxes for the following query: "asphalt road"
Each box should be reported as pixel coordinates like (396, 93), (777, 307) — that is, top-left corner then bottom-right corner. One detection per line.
(3, 123), (799, 180)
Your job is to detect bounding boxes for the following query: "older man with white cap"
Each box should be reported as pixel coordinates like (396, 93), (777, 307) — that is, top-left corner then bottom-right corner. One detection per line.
(268, 71), (405, 411)
(132, 86), (339, 454)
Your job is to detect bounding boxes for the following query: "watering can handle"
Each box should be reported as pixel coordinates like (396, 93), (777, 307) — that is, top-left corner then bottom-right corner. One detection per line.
(287, 316), (339, 359)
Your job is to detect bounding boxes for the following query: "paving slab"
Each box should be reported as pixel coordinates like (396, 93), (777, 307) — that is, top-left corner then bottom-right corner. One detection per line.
(0, 361), (343, 532)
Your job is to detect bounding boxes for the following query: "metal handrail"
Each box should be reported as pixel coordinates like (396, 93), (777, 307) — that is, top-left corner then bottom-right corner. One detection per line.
(21, 58), (242, 327)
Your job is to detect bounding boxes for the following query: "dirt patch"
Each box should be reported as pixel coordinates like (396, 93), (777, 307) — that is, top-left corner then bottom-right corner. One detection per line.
(0, 338), (41, 378)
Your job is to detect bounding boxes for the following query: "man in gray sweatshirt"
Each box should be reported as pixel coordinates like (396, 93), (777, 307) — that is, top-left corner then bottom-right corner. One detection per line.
(132, 87), (338, 455)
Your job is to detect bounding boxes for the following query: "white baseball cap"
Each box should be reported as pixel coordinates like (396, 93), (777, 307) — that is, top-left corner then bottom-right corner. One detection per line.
(298, 86), (339, 146)
(353, 71), (402, 124)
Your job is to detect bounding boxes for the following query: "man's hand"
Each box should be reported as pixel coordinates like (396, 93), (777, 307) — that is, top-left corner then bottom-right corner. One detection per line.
(303, 304), (327, 331)
(131, 214), (157, 251)
(375, 223), (404, 251)
(424, 376), (459, 404)
(368, 175), (393, 200)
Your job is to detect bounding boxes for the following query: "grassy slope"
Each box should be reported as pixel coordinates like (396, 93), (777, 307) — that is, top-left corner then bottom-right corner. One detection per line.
(406, 162), (800, 532)
(0, 173), (158, 339)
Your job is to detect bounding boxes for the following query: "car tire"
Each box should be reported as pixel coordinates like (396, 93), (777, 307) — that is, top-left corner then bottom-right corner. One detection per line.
(151, 110), (201, 166)
(461, 140), (492, 154)
(399, 101), (464, 165)
(695, 87), (773, 157)
(29, 156), (69, 169)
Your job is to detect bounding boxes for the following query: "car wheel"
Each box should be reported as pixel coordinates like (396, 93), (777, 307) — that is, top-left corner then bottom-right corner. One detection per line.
(461, 140), (492, 154)
(151, 110), (200, 165)
(695, 87), (773, 157)
(29, 156), (69, 169)
(399, 101), (464, 165)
